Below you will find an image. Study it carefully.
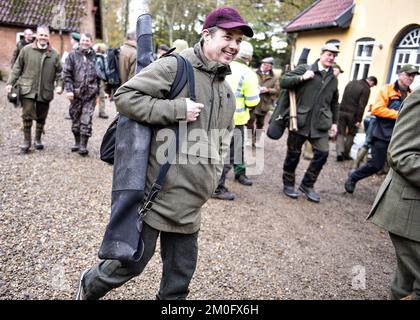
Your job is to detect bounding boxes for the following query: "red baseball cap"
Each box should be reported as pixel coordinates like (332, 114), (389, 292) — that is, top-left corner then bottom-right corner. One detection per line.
(202, 7), (254, 38)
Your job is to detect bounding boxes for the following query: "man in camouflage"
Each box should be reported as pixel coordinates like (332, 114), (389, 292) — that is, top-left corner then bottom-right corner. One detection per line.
(6, 25), (62, 153)
(63, 33), (99, 156)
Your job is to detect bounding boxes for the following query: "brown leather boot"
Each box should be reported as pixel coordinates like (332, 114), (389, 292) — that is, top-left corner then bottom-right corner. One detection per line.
(78, 135), (89, 156)
(71, 133), (81, 152)
(20, 127), (32, 153)
(34, 129), (44, 150)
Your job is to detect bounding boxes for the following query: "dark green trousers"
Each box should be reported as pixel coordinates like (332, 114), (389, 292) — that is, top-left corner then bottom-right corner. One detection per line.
(83, 223), (199, 300)
(389, 233), (420, 300)
(21, 98), (49, 128)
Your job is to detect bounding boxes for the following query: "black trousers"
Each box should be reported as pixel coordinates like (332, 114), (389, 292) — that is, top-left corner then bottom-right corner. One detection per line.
(283, 131), (329, 187)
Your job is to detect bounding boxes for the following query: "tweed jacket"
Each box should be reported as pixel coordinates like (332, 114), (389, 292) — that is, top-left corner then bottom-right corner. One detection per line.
(254, 68), (280, 115)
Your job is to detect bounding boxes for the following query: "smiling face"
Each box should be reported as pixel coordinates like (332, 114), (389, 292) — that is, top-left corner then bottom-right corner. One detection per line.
(202, 27), (244, 66)
(398, 72), (416, 90)
(80, 34), (92, 50)
(36, 27), (49, 47)
(319, 50), (337, 69)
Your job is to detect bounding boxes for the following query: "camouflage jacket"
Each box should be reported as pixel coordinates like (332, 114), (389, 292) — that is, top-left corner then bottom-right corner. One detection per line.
(63, 47), (99, 98)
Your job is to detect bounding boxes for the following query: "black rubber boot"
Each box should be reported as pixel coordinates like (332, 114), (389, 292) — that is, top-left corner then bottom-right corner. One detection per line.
(34, 129), (44, 150)
(78, 135), (89, 156)
(20, 127), (32, 153)
(71, 133), (81, 152)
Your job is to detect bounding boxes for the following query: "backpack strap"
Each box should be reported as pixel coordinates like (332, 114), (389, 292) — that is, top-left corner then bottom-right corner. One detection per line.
(139, 53), (196, 217)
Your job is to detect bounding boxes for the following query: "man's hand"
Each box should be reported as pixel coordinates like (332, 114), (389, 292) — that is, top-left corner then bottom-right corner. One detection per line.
(6, 85), (12, 93)
(66, 92), (74, 101)
(329, 123), (338, 138)
(186, 98), (204, 122)
(355, 122), (360, 128)
(260, 86), (269, 93)
(302, 70), (315, 81)
(56, 86), (63, 94)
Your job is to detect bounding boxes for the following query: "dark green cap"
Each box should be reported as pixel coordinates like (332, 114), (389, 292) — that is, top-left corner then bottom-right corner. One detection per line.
(399, 64), (419, 74)
(71, 32), (80, 42)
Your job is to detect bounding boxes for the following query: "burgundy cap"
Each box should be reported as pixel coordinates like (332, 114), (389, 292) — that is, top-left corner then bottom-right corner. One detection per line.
(202, 7), (254, 38)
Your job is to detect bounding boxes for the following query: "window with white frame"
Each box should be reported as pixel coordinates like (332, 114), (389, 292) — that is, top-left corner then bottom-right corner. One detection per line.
(351, 38), (374, 80)
(391, 27), (420, 90)
(16, 32), (24, 44)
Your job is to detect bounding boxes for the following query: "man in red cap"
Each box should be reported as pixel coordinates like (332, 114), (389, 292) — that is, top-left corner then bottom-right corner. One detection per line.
(76, 7), (253, 300)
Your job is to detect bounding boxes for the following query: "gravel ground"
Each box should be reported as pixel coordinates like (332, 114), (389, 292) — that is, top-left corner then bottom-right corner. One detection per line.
(0, 80), (394, 300)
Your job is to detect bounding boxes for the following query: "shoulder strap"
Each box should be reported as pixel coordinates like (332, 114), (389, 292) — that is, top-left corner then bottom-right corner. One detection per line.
(167, 54), (196, 101)
(139, 53), (196, 217)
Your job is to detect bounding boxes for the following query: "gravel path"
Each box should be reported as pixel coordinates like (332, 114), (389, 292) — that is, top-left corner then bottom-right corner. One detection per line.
(0, 81), (394, 300)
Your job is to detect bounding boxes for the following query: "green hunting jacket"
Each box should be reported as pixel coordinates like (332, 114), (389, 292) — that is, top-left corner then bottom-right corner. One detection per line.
(114, 43), (235, 234)
(367, 89), (420, 242)
(280, 60), (339, 138)
(7, 41), (62, 102)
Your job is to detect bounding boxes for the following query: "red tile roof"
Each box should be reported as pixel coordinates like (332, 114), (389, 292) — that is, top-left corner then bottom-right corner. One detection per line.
(285, 0), (354, 33)
(0, 0), (87, 32)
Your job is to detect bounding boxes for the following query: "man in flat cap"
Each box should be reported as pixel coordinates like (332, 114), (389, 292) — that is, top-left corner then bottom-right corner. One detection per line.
(280, 43), (340, 203)
(247, 56), (279, 148)
(345, 64), (419, 194)
(76, 6), (253, 300)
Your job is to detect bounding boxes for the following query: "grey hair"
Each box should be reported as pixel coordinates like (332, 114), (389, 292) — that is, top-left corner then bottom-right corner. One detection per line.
(37, 25), (50, 33)
(200, 26), (219, 44)
(126, 30), (136, 40)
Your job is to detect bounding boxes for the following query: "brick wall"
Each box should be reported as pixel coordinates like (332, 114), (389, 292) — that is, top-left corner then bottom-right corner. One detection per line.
(0, 26), (20, 78)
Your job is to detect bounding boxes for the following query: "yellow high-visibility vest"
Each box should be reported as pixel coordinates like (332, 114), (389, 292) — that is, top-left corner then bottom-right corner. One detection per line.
(226, 60), (260, 125)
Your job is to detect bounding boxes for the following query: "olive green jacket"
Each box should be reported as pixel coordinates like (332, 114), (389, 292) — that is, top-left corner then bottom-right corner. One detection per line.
(367, 89), (420, 242)
(7, 41), (62, 102)
(114, 43), (235, 233)
(280, 61), (339, 138)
